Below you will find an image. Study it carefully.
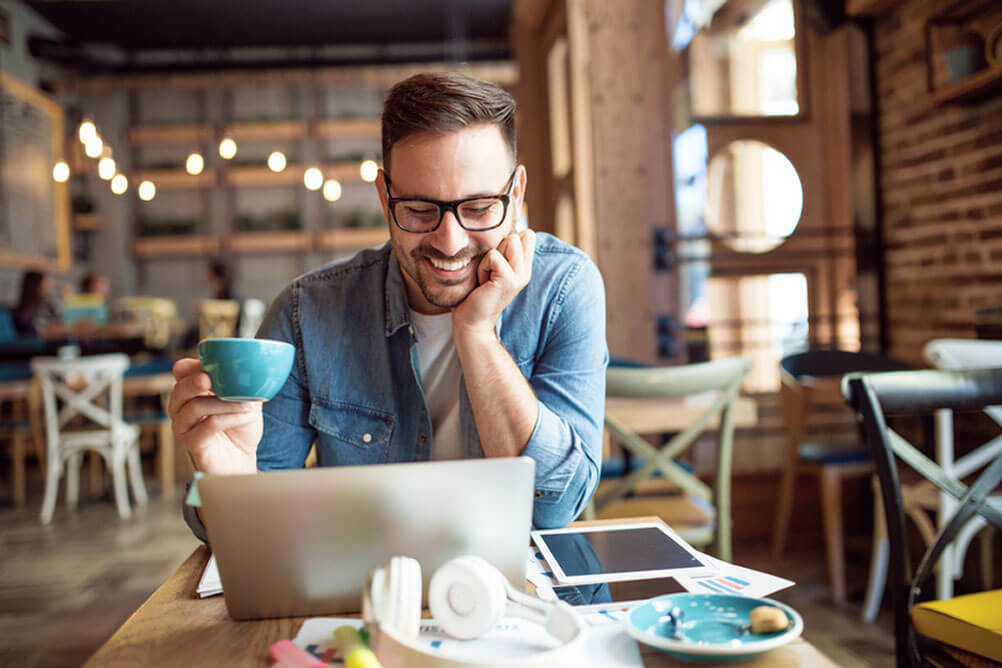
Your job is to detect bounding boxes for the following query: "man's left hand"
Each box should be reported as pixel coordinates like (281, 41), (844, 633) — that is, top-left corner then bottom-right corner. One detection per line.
(453, 229), (536, 338)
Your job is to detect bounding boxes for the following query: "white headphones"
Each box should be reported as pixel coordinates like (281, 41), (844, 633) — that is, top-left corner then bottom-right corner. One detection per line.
(363, 555), (586, 667)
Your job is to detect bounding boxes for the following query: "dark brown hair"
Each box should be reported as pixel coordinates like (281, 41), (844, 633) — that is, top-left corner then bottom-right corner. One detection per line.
(381, 72), (516, 173)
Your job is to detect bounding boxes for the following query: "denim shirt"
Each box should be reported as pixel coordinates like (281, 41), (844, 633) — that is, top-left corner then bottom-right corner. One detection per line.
(185, 232), (607, 539)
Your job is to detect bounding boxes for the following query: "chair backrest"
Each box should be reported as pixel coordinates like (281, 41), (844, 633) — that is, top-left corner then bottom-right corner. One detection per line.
(112, 297), (178, 349)
(843, 368), (1002, 668)
(603, 356), (751, 561)
(238, 298), (266, 339)
(780, 349), (911, 380)
(30, 353), (131, 452)
(199, 299), (240, 340)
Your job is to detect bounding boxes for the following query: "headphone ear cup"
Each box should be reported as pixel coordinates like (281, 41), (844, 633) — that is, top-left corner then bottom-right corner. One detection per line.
(428, 555), (507, 640)
(370, 557), (422, 640)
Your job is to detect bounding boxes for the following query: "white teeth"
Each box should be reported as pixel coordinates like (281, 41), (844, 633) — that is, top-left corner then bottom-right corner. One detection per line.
(428, 257), (471, 271)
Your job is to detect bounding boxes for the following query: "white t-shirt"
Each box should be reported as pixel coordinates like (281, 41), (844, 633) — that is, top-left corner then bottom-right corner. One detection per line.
(409, 309), (463, 460)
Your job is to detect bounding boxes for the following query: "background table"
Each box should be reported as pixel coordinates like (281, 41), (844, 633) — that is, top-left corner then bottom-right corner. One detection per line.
(85, 516), (835, 667)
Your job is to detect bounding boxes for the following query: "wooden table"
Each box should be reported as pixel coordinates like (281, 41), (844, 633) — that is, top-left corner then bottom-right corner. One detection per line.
(85, 517), (835, 667)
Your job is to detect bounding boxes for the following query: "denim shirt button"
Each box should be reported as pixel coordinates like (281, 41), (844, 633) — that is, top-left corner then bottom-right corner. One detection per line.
(362, 432), (372, 443)
(534, 490), (543, 498)
(408, 325), (415, 335)
(419, 434), (428, 444)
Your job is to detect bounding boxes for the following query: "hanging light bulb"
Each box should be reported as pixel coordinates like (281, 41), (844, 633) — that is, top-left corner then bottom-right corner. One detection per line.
(52, 161), (70, 183)
(186, 152), (205, 176)
(303, 167), (323, 191)
(359, 159), (378, 183)
(84, 135), (104, 158)
(322, 179), (342, 202)
(110, 174), (128, 195)
(267, 151), (287, 173)
(138, 180), (156, 201)
(218, 137), (237, 160)
(78, 120), (97, 144)
(97, 157), (116, 180)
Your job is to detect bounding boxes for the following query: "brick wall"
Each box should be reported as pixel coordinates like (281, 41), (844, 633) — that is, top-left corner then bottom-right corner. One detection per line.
(874, 0), (1002, 363)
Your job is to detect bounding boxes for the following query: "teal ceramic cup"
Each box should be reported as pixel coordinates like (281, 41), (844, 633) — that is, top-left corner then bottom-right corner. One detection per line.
(198, 337), (295, 401)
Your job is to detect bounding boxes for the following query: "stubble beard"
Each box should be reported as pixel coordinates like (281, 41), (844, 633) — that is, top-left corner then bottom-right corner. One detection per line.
(404, 243), (486, 310)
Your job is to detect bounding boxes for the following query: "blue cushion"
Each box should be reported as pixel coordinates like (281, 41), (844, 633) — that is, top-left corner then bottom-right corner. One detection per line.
(125, 356), (175, 377)
(600, 457), (695, 479)
(0, 362), (32, 382)
(799, 442), (870, 465)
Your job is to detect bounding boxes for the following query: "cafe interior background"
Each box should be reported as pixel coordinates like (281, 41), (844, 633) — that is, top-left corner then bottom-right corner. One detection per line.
(1, 0), (1001, 665)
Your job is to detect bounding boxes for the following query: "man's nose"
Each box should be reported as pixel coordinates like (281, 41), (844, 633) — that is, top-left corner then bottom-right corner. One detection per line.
(429, 209), (469, 257)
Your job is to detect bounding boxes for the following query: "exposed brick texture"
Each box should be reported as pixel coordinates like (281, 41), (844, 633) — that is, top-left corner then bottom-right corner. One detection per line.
(874, 0), (1002, 363)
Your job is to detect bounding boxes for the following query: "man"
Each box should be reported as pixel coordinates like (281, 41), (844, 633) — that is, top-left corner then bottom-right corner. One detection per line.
(169, 73), (607, 539)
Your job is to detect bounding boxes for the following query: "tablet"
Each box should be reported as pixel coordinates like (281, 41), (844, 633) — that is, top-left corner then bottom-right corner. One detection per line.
(531, 521), (713, 585)
(536, 576), (689, 612)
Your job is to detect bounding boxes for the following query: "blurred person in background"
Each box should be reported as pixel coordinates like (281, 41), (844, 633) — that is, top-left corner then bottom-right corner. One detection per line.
(13, 270), (60, 336)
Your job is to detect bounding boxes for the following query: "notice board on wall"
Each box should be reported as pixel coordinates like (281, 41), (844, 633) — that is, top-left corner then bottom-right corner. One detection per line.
(0, 71), (69, 271)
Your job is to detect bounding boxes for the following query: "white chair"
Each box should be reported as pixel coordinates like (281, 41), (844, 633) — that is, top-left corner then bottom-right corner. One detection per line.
(861, 338), (1002, 621)
(238, 298), (266, 338)
(31, 353), (147, 523)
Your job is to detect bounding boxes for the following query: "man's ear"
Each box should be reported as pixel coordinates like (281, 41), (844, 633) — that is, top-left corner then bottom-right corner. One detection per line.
(514, 165), (527, 213)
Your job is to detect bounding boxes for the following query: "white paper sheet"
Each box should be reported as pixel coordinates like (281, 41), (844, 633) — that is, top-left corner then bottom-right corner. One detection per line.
(293, 616), (643, 667)
(196, 554), (222, 598)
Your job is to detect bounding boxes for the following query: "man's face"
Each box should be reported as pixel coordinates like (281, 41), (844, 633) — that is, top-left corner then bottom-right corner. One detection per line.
(377, 124), (524, 315)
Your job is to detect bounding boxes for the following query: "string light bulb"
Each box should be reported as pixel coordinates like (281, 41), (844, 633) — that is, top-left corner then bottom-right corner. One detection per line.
(303, 167), (323, 191)
(52, 161), (70, 183)
(84, 136), (104, 158)
(138, 180), (156, 201)
(97, 157), (116, 180)
(267, 151), (287, 173)
(359, 159), (378, 183)
(186, 152), (205, 176)
(322, 179), (342, 202)
(218, 137), (237, 160)
(78, 120), (97, 144)
(111, 174), (128, 195)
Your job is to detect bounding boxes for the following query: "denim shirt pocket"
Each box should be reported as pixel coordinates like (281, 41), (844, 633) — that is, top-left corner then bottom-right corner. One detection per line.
(309, 399), (395, 461)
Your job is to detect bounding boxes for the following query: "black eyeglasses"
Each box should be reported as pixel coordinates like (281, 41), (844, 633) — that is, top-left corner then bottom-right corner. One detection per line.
(384, 168), (517, 233)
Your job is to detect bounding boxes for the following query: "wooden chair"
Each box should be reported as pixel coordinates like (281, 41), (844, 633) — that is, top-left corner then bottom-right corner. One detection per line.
(198, 299), (240, 340)
(111, 296), (178, 350)
(772, 349), (910, 607)
(588, 356), (750, 561)
(844, 368), (1002, 667)
(31, 353), (147, 523)
(862, 338), (1002, 622)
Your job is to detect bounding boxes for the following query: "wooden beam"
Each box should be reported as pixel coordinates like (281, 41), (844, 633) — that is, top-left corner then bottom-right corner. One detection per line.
(51, 61), (517, 94)
(845, 0), (900, 18)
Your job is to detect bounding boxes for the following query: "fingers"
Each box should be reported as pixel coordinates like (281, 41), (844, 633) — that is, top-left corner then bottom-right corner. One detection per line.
(477, 248), (516, 287)
(172, 357), (203, 381)
(167, 370), (214, 418)
(172, 395), (259, 436)
(182, 412), (262, 459)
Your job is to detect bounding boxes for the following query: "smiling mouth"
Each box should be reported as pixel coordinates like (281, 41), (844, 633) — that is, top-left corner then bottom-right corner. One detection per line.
(427, 256), (473, 272)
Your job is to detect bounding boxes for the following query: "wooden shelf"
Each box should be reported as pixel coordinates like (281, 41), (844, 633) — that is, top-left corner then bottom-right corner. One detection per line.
(73, 213), (102, 231)
(224, 162), (366, 187)
(127, 124), (213, 144)
(313, 118), (381, 139)
(227, 230), (313, 253)
(223, 120), (306, 141)
(931, 66), (1002, 104)
(316, 227), (388, 250)
(132, 168), (217, 189)
(133, 235), (219, 257)
(224, 165), (304, 187)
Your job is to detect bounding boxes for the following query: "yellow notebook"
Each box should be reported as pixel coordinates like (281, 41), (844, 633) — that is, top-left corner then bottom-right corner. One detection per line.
(912, 589), (1002, 663)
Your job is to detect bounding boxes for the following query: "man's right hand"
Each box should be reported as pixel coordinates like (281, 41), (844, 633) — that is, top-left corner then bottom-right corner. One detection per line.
(168, 358), (262, 475)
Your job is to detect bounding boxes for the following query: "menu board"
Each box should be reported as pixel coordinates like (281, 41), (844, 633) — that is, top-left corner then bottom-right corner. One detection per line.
(0, 71), (69, 271)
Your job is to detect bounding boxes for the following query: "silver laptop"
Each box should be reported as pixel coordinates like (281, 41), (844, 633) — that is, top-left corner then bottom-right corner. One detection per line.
(198, 457), (535, 620)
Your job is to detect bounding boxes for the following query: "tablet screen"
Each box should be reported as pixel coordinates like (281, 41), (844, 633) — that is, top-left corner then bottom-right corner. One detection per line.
(551, 577), (687, 607)
(540, 526), (702, 576)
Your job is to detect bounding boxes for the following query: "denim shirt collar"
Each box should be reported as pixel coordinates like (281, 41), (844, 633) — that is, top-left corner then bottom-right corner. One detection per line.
(382, 246), (503, 338)
(383, 248), (411, 337)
